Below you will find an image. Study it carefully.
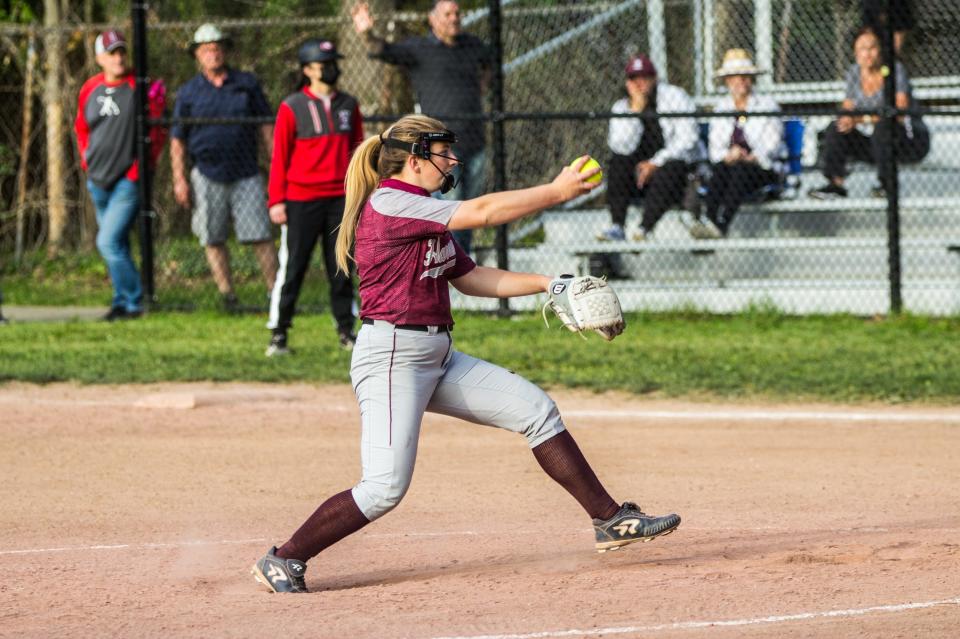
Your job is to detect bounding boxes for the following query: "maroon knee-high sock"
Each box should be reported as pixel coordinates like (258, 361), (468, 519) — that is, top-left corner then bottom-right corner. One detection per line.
(532, 430), (619, 521)
(275, 490), (370, 562)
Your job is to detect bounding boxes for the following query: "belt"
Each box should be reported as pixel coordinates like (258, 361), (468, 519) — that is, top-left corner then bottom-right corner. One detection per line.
(362, 318), (452, 333)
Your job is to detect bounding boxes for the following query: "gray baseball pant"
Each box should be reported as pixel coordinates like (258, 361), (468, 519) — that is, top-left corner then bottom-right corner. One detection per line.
(350, 320), (565, 521)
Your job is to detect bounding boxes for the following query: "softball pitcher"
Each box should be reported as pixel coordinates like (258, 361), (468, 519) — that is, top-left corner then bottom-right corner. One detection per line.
(253, 114), (681, 593)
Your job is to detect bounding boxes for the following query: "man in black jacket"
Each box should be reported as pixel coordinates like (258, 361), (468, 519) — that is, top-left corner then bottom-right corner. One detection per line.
(352, 0), (493, 255)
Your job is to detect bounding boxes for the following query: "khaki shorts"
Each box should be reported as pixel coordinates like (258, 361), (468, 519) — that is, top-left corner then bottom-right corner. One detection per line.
(190, 168), (272, 246)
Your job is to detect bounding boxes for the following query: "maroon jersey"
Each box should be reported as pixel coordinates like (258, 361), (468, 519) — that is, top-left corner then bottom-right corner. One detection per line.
(355, 179), (476, 325)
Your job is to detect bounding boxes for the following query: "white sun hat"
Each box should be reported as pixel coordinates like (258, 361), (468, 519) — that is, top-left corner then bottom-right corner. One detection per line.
(715, 48), (765, 78)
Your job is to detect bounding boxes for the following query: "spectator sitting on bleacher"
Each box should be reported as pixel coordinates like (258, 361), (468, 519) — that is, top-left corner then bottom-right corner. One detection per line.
(690, 49), (783, 240)
(809, 26), (929, 200)
(598, 54), (702, 242)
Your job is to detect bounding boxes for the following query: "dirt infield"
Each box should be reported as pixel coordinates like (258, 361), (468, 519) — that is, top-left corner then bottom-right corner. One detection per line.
(2, 382), (959, 638)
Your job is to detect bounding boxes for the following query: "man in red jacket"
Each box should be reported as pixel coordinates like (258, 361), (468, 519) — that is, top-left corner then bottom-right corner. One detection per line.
(75, 29), (165, 320)
(266, 39), (364, 355)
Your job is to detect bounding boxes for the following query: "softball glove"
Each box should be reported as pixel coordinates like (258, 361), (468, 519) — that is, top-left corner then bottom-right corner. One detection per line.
(542, 274), (625, 341)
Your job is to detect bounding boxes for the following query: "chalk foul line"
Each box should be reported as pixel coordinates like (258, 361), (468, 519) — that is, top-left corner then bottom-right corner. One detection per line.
(0, 537), (269, 556)
(427, 596), (960, 639)
(564, 409), (960, 423)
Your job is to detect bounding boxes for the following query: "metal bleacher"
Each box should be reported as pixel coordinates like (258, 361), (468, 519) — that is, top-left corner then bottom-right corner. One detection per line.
(446, 1), (960, 317)
(455, 116), (960, 316)
(440, 0), (960, 316)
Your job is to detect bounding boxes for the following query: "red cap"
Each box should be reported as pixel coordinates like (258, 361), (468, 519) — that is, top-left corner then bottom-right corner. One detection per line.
(95, 29), (127, 55)
(625, 54), (657, 78)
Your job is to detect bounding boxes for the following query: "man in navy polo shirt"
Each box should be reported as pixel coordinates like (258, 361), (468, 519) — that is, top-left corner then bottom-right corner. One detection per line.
(352, 0), (493, 255)
(170, 23), (278, 311)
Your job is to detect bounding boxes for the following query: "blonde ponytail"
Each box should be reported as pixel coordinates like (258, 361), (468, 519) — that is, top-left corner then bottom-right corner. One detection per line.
(335, 114), (450, 274)
(336, 135), (383, 273)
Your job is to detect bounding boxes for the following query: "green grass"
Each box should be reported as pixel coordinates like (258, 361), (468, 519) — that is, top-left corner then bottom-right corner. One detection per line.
(2, 242), (335, 310)
(2, 309), (959, 403)
(3, 249), (114, 306)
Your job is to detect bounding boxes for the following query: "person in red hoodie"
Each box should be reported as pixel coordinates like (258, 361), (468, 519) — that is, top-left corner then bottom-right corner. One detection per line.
(266, 39), (364, 355)
(75, 29), (165, 321)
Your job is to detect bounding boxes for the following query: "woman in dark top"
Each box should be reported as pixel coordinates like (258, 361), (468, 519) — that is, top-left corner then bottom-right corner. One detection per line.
(809, 26), (929, 199)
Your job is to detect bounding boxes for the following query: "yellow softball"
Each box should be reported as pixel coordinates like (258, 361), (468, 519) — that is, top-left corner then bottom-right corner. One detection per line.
(570, 156), (603, 184)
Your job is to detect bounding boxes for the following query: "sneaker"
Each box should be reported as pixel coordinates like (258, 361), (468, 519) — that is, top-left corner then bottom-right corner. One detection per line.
(596, 225), (626, 242)
(103, 306), (127, 322)
(631, 228), (648, 241)
(593, 502), (681, 553)
(221, 293), (241, 314)
(808, 183), (848, 200)
(688, 220), (723, 240)
(338, 330), (357, 351)
(869, 183), (887, 199)
(265, 332), (291, 357)
(251, 546), (307, 593)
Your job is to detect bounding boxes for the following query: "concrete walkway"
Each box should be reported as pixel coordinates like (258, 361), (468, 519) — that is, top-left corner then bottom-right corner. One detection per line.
(1, 305), (109, 323)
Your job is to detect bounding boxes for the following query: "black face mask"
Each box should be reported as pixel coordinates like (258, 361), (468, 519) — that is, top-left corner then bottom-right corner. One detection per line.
(429, 156), (461, 194)
(321, 62), (340, 86)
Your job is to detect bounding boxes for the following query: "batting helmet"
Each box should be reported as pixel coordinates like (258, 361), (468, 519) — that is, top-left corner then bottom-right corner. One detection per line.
(298, 39), (344, 65)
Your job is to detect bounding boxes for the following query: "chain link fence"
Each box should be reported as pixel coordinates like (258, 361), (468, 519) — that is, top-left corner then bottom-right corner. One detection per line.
(486, 0), (960, 316)
(2, 1), (959, 317)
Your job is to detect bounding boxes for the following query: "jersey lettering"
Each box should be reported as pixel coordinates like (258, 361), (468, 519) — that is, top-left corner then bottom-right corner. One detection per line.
(420, 237), (457, 280)
(423, 237), (456, 267)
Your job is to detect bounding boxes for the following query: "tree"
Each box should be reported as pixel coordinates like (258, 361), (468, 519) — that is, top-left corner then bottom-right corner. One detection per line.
(43, 0), (67, 256)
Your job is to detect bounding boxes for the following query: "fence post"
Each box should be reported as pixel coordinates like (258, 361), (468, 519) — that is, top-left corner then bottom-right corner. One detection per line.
(132, 1), (156, 305)
(489, 0), (510, 316)
(882, 0), (902, 314)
